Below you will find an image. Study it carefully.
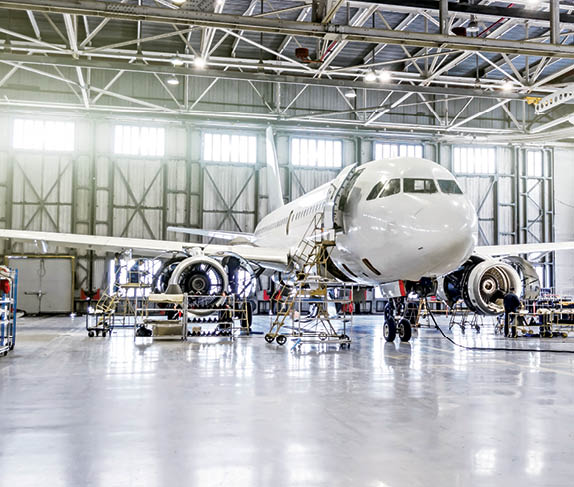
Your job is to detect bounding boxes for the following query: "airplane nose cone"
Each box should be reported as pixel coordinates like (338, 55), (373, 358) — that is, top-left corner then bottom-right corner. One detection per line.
(413, 197), (477, 275)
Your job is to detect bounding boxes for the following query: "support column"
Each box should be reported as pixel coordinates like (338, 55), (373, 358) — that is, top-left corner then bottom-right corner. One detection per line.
(439, 0), (449, 35)
(550, 0), (560, 44)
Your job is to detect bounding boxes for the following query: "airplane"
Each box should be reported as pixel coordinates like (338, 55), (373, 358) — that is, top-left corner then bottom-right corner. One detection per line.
(1, 133), (573, 342)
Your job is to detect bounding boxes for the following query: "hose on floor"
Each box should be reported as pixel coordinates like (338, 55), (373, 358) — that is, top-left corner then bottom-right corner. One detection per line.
(424, 298), (574, 354)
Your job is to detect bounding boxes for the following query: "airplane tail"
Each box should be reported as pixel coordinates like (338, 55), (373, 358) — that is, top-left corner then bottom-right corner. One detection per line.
(265, 126), (284, 212)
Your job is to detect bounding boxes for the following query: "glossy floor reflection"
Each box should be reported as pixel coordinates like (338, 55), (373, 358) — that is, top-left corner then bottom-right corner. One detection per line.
(1, 314), (574, 486)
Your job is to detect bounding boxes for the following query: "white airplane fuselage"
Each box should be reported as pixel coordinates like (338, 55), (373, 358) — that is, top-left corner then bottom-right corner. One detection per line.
(254, 157), (478, 285)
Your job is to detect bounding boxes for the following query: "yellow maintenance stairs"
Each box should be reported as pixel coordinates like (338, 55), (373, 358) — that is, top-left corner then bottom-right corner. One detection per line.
(264, 213), (352, 347)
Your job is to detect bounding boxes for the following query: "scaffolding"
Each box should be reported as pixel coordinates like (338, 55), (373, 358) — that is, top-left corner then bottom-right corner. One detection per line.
(265, 213), (353, 348)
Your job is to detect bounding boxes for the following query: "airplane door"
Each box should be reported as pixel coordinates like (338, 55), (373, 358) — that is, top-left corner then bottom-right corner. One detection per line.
(324, 163), (360, 232)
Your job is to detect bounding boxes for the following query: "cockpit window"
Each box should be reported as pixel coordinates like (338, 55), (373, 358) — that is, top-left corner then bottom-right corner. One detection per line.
(404, 178), (437, 194)
(438, 179), (463, 195)
(366, 181), (385, 201)
(379, 178), (400, 198)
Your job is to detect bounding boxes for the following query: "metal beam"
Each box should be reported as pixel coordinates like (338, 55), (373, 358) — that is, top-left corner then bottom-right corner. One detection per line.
(3, 1), (574, 59)
(0, 53), (528, 99)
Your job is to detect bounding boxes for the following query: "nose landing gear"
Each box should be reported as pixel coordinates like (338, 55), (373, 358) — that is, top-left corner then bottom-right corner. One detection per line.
(383, 299), (413, 342)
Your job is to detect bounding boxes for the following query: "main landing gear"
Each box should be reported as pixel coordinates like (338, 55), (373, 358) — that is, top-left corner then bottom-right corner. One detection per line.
(383, 300), (412, 343)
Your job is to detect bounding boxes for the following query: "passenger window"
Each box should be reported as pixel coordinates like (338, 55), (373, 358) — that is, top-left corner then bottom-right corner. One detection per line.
(404, 178), (437, 194)
(438, 179), (463, 194)
(366, 181), (385, 200)
(379, 178), (400, 198)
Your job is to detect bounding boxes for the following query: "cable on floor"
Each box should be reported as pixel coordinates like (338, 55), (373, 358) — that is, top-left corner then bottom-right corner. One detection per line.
(424, 298), (574, 354)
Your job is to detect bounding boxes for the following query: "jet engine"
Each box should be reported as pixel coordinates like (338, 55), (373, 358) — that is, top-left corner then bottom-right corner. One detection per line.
(164, 255), (228, 314)
(437, 256), (537, 315)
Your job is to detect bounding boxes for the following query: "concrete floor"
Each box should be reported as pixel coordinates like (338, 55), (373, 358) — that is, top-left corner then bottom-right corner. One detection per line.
(1, 314), (574, 487)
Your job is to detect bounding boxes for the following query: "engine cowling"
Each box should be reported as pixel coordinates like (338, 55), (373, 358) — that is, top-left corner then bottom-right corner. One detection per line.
(437, 257), (525, 315)
(463, 261), (522, 315)
(167, 255), (229, 314)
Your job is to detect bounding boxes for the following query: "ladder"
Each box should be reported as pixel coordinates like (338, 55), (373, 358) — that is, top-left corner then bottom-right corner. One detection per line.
(265, 212), (337, 344)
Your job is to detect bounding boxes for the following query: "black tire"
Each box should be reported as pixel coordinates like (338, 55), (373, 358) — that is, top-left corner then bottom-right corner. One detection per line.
(102, 332), (106, 338)
(383, 317), (397, 342)
(88, 331), (95, 337)
(264, 333), (275, 343)
(319, 332), (328, 341)
(276, 335), (287, 346)
(398, 318), (412, 342)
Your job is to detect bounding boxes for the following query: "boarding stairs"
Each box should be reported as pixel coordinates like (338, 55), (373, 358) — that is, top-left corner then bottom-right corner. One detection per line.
(265, 212), (338, 344)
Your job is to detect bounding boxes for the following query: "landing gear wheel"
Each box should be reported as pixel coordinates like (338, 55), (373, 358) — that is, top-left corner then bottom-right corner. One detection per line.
(398, 318), (412, 342)
(383, 317), (397, 342)
(264, 333), (275, 343)
(276, 335), (287, 346)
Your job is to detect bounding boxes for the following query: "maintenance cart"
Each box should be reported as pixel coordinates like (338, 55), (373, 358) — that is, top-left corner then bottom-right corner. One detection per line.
(0, 266), (17, 357)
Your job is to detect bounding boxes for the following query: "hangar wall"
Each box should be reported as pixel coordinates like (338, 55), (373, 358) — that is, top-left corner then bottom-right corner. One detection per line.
(554, 149), (574, 295)
(0, 110), (569, 299)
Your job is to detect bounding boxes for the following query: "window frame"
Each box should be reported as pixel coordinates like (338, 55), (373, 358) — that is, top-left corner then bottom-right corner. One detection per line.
(290, 136), (343, 169)
(113, 124), (166, 157)
(379, 178), (401, 198)
(12, 118), (75, 152)
(374, 142), (424, 160)
(403, 178), (438, 194)
(202, 131), (258, 165)
(452, 146), (496, 175)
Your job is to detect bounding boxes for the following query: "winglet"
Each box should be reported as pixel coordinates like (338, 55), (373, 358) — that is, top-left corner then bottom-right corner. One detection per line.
(265, 126), (284, 212)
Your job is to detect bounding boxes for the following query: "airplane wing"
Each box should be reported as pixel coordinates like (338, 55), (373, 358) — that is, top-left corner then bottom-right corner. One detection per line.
(166, 226), (256, 243)
(0, 229), (288, 266)
(476, 241), (574, 257)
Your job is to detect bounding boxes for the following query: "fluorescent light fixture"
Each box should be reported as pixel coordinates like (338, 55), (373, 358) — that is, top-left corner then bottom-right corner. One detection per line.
(194, 57), (206, 69)
(172, 0), (186, 5)
(378, 70), (392, 82)
(171, 53), (184, 67)
(344, 88), (357, 98)
(364, 70), (377, 82)
(167, 75), (180, 86)
(501, 80), (514, 91)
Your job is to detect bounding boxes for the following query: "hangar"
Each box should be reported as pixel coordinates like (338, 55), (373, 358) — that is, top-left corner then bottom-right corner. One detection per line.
(0, 0), (573, 485)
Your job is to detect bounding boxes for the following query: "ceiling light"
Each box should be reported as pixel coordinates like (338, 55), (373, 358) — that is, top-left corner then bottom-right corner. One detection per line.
(378, 70), (392, 82)
(344, 88), (357, 98)
(194, 56), (206, 69)
(171, 52), (184, 67)
(172, 0), (186, 5)
(364, 70), (377, 82)
(167, 75), (180, 86)
(467, 15), (480, 33)
(501, 80), (513, 91)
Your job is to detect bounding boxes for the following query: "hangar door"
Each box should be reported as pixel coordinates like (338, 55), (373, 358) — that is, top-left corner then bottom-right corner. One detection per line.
(7, 256), (74, 314)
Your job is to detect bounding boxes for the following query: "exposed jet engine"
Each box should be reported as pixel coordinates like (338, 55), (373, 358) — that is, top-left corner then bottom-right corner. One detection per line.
(152, 255), (229, 314)
(437, 256), (540, 315)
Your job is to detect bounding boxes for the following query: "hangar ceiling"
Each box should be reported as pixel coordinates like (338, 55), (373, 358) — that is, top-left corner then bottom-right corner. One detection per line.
(1, 0), (574, 137)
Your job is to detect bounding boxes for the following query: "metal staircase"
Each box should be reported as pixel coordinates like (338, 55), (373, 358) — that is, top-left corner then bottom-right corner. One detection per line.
(264, 212), (351, 347)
